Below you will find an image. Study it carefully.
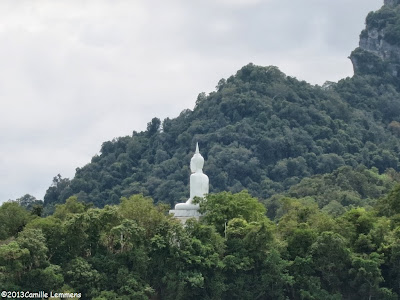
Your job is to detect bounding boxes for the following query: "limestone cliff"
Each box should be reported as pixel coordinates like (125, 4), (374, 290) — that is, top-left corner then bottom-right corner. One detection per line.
(385, 0), (400, 8)
(350, 0), (400, 77)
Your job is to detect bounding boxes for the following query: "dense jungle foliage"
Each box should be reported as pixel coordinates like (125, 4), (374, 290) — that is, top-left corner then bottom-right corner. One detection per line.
(2, 188), (400, 299)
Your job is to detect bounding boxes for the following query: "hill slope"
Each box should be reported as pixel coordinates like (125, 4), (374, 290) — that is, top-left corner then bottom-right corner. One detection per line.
(44, 2), (400, 210)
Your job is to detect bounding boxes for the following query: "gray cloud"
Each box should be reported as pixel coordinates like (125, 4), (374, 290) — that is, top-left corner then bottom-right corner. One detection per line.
(0, 0), (382, 203)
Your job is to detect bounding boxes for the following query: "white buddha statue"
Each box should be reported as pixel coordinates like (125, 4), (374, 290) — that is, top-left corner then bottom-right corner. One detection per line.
(175, 143), (209, 210)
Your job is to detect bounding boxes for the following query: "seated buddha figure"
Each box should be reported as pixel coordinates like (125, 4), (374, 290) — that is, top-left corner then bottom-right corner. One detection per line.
(175, 143), (209, 210)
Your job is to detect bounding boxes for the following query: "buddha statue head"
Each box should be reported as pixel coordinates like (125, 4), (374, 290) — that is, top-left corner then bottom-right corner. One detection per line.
(190, 143), (204, 173)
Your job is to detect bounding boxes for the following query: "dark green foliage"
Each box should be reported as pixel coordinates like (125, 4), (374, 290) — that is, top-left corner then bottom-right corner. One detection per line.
(365, 7), (397, 32)
(287, 228), (317, 259)
(44, 174), (73, 207)
(377, 183), (400, 216)
(0, 202), (31, 240)
(15, 194), (43, 211)
(349, 253), (387, 299)
(286, 166), (397, 211)
(310, 231), (351, 292)
(196, 190), (267, 234)
(350, 48), (388, 76)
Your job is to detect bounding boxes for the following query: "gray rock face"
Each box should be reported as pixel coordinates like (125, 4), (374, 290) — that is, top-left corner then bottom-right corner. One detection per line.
(350, 1), (400, 77)
(361, 28), (400, 60)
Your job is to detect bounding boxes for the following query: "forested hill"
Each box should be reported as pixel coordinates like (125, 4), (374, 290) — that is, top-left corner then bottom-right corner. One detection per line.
(43, 1), (400, 211)
(43, 64), (400, 211)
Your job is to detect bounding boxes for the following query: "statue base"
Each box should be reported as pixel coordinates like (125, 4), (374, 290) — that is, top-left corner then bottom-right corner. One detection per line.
(169, 209), (201, 224)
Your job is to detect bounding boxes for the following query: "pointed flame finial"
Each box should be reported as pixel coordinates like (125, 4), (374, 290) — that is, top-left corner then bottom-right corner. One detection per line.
(195, 142), (199, 154)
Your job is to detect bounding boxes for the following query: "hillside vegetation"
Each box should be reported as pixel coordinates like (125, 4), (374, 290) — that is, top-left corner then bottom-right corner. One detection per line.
(42, 63), (400, 213)
(2, 188), (400, 299)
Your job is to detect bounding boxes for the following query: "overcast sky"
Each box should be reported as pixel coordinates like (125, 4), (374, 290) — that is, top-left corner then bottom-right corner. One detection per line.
(0, 0), (382, 203)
